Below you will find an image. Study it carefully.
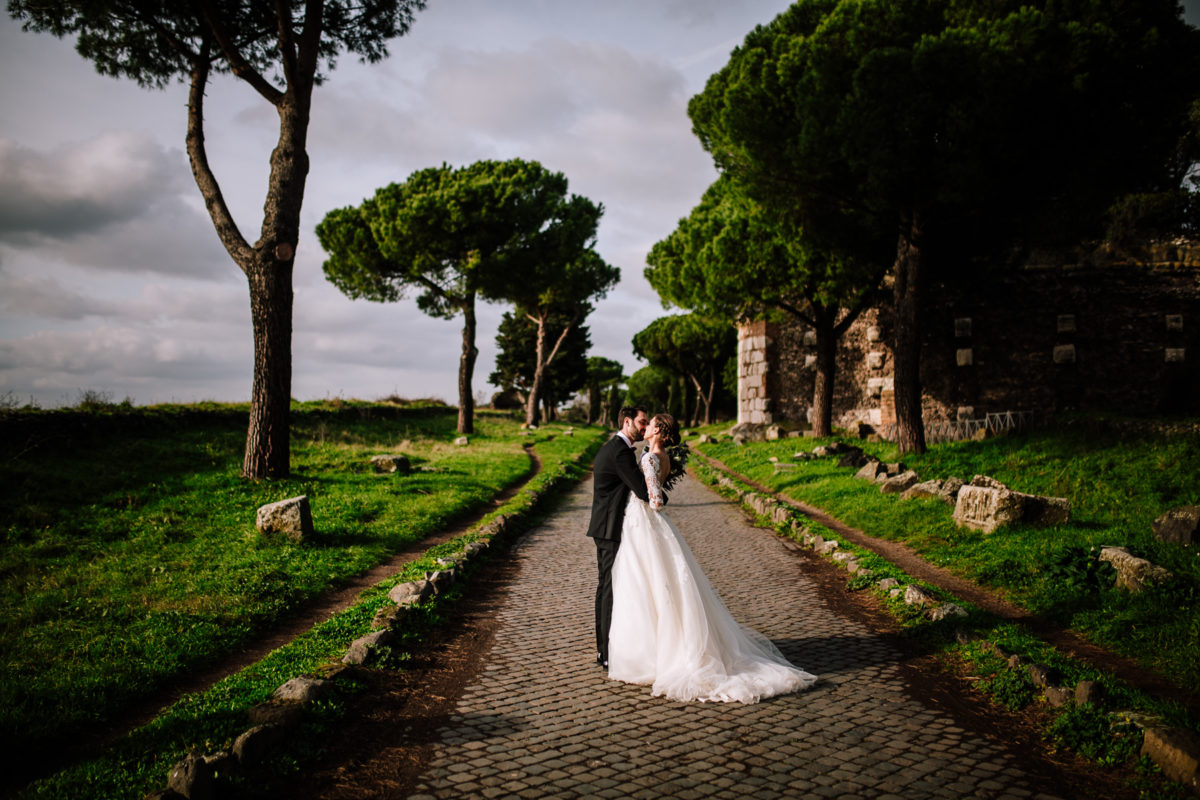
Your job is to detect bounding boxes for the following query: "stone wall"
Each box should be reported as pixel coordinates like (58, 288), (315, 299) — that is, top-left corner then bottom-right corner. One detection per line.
(745, 252), (1200, 430)
(737, 321), (776, 425)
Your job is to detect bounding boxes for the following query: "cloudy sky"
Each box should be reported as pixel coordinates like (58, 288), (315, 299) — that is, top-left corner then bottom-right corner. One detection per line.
(0, 1), (797, 409)
(4, 1), (1199, 409)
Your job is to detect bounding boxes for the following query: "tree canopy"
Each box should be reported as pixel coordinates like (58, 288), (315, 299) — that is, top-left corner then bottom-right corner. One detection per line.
(585, 357), (625, 426)
(632, 314), (734, 425)
(484, 195), (619, 425)
(489, 308), (591, 419)
(624, 365), (676, 414)
(317, 159), (576, 433)
(690, 0), (1200, 451)
(646, 175), (885, 433)
(9, 0), (427, 476)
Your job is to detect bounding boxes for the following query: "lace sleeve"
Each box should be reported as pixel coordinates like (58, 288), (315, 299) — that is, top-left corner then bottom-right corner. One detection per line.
(641, 452), (664, 510)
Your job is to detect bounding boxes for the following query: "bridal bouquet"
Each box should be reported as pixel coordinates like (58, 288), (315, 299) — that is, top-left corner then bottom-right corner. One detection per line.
(662, 442), (691, 491)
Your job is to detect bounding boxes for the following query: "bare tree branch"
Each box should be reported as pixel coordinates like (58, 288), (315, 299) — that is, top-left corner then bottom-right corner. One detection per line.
(186, 42), (254, 271)
(198, 0), (284, 104)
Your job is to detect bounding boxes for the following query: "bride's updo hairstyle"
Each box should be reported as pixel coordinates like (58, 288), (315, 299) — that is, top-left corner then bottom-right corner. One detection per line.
(652, 413), (680, 447)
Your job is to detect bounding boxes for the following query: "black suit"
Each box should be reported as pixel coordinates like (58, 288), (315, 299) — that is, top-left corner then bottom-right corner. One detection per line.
(587, 434), (650, 663)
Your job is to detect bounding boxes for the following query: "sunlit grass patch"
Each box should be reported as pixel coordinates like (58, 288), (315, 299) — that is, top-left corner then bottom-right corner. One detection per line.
(0, 403), (597, 761)
(688, 419), (1200, 692)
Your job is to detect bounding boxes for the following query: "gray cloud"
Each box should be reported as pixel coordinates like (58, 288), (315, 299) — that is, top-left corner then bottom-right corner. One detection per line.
(0, 272), (118, 320)
(0, 134), (231, 279)
(0, 134), (182, 237)
(0, 2), (795, 407)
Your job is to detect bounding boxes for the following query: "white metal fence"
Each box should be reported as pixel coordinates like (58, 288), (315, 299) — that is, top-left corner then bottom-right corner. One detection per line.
(879, 410), (1038, 444)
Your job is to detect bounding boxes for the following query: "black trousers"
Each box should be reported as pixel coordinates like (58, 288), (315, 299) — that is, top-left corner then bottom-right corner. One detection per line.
(594, 539), (619, 662)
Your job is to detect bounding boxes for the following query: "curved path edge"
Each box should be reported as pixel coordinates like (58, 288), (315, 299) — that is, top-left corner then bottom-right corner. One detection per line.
(691, 448), (1200, 716)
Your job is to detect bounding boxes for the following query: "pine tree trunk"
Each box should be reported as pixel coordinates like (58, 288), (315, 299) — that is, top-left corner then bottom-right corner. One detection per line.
(241, 92), (310, 478)
(525, 318), (547, 427)
(705, 372), (716, 425)
(243, 256), (293, 478)
(689, 372), (712, 425)
(811, 309), (838, 437)
(892, 213), (927, 454)
(587, 382), (600, 424)
(457, 294), (477, 434)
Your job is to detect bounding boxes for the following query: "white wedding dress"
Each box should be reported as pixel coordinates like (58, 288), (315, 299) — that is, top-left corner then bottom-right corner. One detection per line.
(607, 451), (818, 703)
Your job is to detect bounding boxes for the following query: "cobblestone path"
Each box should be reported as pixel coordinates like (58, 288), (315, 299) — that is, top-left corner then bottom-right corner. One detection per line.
(406, 476), (1064, 800)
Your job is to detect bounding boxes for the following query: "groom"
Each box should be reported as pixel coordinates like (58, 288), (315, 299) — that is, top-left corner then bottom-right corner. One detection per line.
(586, 406), (650, 668)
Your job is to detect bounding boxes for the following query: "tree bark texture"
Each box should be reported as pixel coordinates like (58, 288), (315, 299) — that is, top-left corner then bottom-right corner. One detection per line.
(240, 96), (309, 478)
(524, 313), (574, 428)
(525, 318), (548, 427)
(687, 371), (714, 426)
(243, 259), (294, 478)
(892, 214), (927, 454)
(457, 295), (477, 434)
(811, 313), (838, 437)
(185, 13), (319, 479)
(587, 383), (600, 424)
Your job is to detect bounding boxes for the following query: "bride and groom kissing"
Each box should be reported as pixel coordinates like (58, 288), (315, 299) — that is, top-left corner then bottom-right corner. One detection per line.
(586, 406), (817, 704)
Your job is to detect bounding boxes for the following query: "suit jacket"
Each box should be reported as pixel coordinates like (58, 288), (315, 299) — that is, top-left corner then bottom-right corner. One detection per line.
(586, 434), (650, 543)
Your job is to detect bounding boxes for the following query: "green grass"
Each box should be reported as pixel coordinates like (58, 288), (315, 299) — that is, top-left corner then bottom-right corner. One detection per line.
(691, 421), (1200, 693)
(0, 401), (602, 762)
(692, 450), (1197, 796)
(12, 409), (606, 800)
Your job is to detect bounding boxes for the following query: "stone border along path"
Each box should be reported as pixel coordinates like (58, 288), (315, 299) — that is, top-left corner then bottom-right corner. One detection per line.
(692, 449), (1200, 718)
(16, 445), (544, 796)
(395, 474), (1095, 800)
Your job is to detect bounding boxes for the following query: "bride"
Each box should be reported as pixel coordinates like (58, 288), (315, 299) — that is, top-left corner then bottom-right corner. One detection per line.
(607, 413), (818, 704)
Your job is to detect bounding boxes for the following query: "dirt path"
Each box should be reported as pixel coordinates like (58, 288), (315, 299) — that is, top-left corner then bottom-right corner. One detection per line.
(693, 449), (1200, 717)
(10, 447), (541, 797)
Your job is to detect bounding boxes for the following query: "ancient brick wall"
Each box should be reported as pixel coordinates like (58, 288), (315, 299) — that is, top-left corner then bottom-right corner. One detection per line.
(737, 321), (776, 424)
(749, 252), (1200, 429)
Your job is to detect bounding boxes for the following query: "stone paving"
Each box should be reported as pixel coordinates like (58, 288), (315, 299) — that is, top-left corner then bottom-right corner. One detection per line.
(406, 475), (1064, 800)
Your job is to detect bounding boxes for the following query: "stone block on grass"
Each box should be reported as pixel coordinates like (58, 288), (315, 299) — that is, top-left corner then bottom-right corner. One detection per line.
(372, 603), (410, 630)
(1016, 492), (1071, 526)
(232, 724), (285, 767)
(1099, 546), (1174, 592)
(370, 454), (411, 474)
(954, 484), (1024, 534)
(855, 460), (885, 481)
(1026, 663), (1055, 688)
(929, 602), (967, 621)
(1075, 680), (1104, 706)
(1142, 726), (1200, 793)
(937, 477), (965, 506)
(343, 629), (394, 665)
(880, 470), (920, 494)
(388, 579), (433, 606)
(1044, 687), (1072, 708)
(903, 585), (937, 606)
(901, 479), (944, 501)
(168, 752), (214, 800)
(838, 450), (869, 469)
(247, 700), (304, 728)
(273, 676), (331, 703)
(255, 496), (314, 543)
(1153, 506), (1200, 546)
